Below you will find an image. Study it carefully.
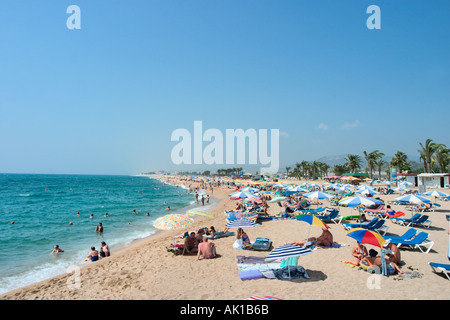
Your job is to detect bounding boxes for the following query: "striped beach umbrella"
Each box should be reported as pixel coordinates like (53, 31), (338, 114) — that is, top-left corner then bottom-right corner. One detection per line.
(395, 194), (431, 204)
(302, 191), (334, 200)
(423, 190), (449, 198)
(266, 244), (312, 260)
(228, 191), (258, 200)
(338, 196), (383, 208)
(346, 228), (385, 248)
(225, 219), (260, 228)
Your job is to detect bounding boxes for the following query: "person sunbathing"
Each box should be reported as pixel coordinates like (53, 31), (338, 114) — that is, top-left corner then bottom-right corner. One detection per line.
(208, 226), (229, 237)
(195, 236), (216, 260)
(286, 228), (333, 247)
(342, 241), (368, 266)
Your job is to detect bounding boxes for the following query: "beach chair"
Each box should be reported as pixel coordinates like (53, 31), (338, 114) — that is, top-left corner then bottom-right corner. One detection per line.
(429, 262), (450, 280)
(383, 228), (418, 242)
(342, 217), (379, 231)
(365, 219), (389, 235)
(390, 232), (434, 254)
(412, 215), (432, 228)
(391, 213), (422, 227)
(318, 209), (341, 224)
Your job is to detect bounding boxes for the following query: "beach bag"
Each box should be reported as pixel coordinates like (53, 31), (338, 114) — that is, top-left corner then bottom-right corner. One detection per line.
(233, 238), (243, 249)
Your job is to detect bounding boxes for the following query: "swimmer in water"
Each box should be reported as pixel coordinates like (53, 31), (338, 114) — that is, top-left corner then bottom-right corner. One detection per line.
(50, 245), (64, 255)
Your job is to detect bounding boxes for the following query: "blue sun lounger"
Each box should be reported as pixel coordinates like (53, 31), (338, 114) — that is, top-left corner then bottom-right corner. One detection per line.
(342, 217), (379, 230)
(391, 213), (422, 227)
(429, 262), (450, 280)
(383, 228), (418, 242)
(317, 209), (341, 224)
(389, 231), (434, 254)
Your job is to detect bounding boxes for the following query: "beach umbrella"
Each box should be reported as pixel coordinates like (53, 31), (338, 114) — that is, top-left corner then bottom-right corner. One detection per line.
(296, 214), (330, 243)
(302, 191), (334, 200)
(228, 191), (258, 200)
(225, 219), (260, 228)
(269, 196), (286, 203)
(400, 181), (415, 187)
(358, 188), (379, 196)
(241, 186), (260, 193)
(265, 244), (312, 279)
(284, 186), (308, 195)
(266, 244), (312, 260)
(423, 190), (449, 198)
(154, 214), (194, 247)
(339, 196), (383, 225)
(338, 196), (383, 208)
(345, 228), (386, 248)
(395, 194), (431, 204)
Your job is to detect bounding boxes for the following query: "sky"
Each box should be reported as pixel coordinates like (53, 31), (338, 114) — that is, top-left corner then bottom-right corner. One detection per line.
(0, 0), (449, 175)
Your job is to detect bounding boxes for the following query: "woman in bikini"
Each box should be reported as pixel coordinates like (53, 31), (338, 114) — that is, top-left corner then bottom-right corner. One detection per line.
(343, 241), (368, 266)
(237, 228), (251, 247)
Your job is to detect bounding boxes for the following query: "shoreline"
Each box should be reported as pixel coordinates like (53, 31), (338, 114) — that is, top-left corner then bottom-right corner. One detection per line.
(1, 175), (450, 300)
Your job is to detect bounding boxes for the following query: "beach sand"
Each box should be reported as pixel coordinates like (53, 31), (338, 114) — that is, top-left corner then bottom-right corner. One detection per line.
(1, 175), (450, 300)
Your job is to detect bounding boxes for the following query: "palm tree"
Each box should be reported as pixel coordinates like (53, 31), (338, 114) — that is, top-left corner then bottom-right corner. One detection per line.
(300, 160), (309, 179)
(434, 144), (450, 173)
(345, 154), (362, 173)
(319, 162), (330, 178)
(285, 166), (291, 178)
(333, 164), (348, 176)
(374, 159), (386, 180)
(363, 150), (385, 179)
(419, 139), (440, 173)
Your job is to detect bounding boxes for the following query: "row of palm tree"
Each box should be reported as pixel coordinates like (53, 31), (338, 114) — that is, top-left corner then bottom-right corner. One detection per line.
(285, 161), (331, 181)
(287, 139), (449, 181)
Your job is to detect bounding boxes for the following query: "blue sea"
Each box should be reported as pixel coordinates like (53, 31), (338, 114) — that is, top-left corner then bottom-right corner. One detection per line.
(0, 174), (210, 294)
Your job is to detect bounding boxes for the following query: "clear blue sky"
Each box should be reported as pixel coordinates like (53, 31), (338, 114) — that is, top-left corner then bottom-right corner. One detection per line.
(0, 1), (449, 174)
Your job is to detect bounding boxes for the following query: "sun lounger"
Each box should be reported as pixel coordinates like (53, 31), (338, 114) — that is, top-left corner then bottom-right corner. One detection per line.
(205, 231), (235, 239)
(295, 207), (326, 214)
(317, 209), (342, 224)
(389, 231), (434, 254)
(364, 204), (385, 214)
(365, 219), (389, 235)
(391, 213), (422, 227)
(383, 228), (418, 242)
(412, 215), (432, 228)
(342, 217), (379, 230)
(429, 262), (450, 280)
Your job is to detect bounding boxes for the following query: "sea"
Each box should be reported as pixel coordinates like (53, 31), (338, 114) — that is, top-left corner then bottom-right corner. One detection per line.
(0, 174), (212, 295)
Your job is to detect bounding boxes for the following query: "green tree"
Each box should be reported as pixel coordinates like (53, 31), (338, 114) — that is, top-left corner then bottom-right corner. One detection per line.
(434, 144), (450, 173)
(363, 150), (385, 179)
(345, 154), (362, 173)
(419, 139), (440, 173)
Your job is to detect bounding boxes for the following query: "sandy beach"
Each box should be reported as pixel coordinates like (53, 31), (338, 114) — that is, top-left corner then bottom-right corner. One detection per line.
(1, 175), (450, 301)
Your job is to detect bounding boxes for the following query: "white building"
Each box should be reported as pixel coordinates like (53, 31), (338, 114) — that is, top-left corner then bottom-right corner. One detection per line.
(417, 173), (450, 189)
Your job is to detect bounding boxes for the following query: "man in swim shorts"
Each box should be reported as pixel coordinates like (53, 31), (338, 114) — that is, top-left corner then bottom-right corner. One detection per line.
(182, 232), (198, 255)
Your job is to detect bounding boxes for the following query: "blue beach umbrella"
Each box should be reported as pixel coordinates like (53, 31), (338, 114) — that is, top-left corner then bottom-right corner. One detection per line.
(395, 194), (431, 204)
(265, 244), (312, 279)
(265, 244), (312, 260)
(302, 191), (334, 200)
(338, 196), (383, 208)
(423, 190), (449, 198)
